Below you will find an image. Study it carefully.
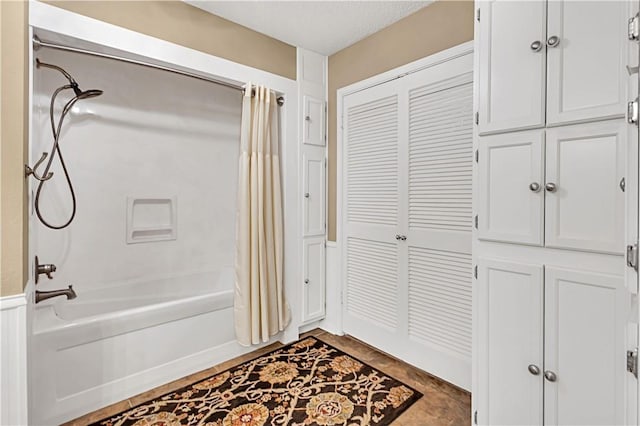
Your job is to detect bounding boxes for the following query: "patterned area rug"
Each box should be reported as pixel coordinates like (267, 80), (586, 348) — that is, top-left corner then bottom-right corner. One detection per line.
(94, 336), (422, 426)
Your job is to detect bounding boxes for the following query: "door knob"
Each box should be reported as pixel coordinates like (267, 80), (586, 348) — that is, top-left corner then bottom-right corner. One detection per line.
(529, 182), (541, 192)
(547, 36), (560, 47)
(530, 40), (543, 52)
(544, 370), (557, 382)
(545, 182), (557, 193)
(527, 364), (540, 375)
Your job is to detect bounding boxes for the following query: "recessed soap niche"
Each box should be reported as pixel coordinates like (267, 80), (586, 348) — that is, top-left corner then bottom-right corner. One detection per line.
(126, 197), (177, 244)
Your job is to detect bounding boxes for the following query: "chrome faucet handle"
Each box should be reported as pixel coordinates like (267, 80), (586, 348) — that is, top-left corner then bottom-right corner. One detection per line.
(25, 152), (54, 182)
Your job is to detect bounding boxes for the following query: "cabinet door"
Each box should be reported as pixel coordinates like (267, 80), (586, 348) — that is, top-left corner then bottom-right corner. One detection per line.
(303, 96), (325, 146)
(302, 237), (325, 323)
(546, 1), (627, 126)
(477, 130), (545, 245)
(545, 121), (625, 254)
(477, 0), (546, 134)
(303, 149), (326, 237)
(477, 259), (543, 426)
(544, 267), (628, 426)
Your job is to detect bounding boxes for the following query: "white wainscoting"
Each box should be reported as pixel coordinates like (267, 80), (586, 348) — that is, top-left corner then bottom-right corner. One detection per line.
(0, 293), (28, 426)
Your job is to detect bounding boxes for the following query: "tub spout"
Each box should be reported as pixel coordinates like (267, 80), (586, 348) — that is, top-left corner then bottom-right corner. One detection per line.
(35, 285), (77, 304)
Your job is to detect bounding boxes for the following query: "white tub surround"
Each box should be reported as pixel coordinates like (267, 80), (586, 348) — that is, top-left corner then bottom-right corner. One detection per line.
(0, 294), (29, 426)
(28, 2), (300, 424)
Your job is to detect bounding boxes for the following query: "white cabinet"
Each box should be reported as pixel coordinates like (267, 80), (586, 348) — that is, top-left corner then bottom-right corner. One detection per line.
(298, 49), (327, 325)
(477, 130), (545, 245)
(477, 259), (543, 426)
(303, 96), (325, 146)
(478, 260), (629, 426)
(303, 150), (326, 237)
(477, 0), (546, 134)
(545, 121), (625, 254)
(546, 1), (627, 125)
(478, 0), (627, 135)
(478, 122), (626, 254)
(544, 266), (627, 426)
(302, 237), (325, 322)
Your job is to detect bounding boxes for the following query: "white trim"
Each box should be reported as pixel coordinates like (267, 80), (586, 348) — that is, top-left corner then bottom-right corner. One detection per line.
(336, 41), (474, 101)
(0, 294), (28, 426)
(0, 293), (28, 310)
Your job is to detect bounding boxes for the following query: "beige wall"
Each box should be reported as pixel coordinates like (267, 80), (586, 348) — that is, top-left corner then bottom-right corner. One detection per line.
(0, 1), (295, 297)
(327, 0), (474, 241)
(1, 1), (29, 297)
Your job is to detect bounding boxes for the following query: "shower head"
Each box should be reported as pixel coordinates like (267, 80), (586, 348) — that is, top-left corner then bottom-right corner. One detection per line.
(76, 89), (103, 100)
(36, 58), (103, 99)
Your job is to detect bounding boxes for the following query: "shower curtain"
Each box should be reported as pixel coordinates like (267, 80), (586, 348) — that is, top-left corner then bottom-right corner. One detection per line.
(234, 84), (290, 346)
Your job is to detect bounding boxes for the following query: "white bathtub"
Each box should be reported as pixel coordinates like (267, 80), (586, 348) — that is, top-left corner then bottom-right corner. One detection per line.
(30, 270), (260, 426)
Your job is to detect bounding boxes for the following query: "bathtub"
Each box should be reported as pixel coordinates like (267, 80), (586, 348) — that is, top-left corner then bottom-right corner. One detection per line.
(30, 270), (260, 425)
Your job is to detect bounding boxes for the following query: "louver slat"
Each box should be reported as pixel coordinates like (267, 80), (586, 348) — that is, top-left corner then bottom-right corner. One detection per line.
(347, 238), (398, 330)
(347, 95), (398, 226)
(409, 73), (473, 233)
(408, 247), (472, 358)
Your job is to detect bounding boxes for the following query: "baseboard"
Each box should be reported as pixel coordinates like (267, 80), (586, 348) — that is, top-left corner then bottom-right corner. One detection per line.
(319, 244), (343, 335)
(0, 293), (28, 426)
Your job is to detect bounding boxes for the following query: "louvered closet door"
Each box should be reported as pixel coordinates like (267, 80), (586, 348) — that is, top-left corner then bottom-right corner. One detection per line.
(342, 79), (405, 345)
(402, 55), (473, 388)
(342, 52), (473, 390)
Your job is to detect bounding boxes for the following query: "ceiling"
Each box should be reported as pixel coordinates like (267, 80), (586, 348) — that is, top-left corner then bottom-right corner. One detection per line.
(186, 1), (432, 56)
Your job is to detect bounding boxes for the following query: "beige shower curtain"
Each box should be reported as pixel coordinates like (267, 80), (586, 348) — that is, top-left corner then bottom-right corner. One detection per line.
(234, 84), (290, 346)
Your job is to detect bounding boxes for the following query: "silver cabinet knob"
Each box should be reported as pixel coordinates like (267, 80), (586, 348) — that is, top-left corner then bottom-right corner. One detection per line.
(528, 364), (540, 375)
(547, 36), (560, 47)
(400, 235), (407, 241)
(305, 116), (311, 121)
(304, 279), (309, 284)
(529, 182), (541, 192)
(545, 182), (557, 193)
(530, 40), (543, 52)
(395, 234), (401, 240)
(544, 370), (557, 382)
(304, 192), (310, 198)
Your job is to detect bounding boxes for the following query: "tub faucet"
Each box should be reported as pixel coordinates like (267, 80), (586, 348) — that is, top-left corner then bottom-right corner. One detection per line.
(35, 285), (77, 304)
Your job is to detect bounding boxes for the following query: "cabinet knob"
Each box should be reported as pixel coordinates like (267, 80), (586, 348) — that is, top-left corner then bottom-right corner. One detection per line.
(304, 279), (309, 284)
(544, 370), (557, 382)
(529, 182), (541, 192)
(530, 40), (543, 52)
(304, 192), (310, 198)
(527, 364), (540, 375)
(305, 115), (311, 121)
(545, 182), (557, 193)
(395, 234), (407, 241)
(547, 36), (560, 47)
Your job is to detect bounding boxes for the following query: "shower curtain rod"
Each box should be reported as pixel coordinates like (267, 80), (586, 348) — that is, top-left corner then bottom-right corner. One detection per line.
(33, 36), (285, 105)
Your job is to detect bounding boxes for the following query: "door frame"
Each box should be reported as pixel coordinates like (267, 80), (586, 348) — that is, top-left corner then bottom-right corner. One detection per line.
(334, 40), (474, 340)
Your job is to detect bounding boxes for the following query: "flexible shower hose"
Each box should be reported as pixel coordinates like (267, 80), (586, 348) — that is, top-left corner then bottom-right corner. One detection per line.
(34, 85), (83, 230)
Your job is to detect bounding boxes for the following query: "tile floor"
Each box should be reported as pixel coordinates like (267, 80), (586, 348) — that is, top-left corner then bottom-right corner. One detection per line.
(64, 329), (471, 425)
